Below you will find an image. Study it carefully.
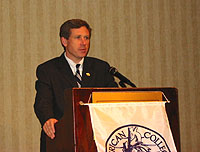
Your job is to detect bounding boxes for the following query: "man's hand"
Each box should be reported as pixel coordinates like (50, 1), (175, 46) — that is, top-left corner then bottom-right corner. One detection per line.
(43, 118), (58, 139)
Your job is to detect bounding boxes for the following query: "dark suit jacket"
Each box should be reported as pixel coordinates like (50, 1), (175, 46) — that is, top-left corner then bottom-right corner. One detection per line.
(34, 53), (118, 151)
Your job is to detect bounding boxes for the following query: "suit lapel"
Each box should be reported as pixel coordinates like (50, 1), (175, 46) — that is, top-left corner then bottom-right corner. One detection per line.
(82, 58), (94, 87)
(56, 53), (78, 87)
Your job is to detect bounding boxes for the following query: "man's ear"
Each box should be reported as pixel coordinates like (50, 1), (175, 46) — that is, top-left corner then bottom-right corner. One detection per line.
(60, 37), (68, 47)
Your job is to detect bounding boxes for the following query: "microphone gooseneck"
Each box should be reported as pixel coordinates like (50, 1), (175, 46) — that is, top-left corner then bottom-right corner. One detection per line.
(109, 67), (136, 87)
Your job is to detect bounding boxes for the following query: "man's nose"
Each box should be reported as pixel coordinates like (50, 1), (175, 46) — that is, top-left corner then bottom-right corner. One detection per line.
(80, 37), (87, 45)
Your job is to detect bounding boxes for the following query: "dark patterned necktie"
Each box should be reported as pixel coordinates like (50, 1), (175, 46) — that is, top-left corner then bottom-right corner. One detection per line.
(75, 64), (82, 87)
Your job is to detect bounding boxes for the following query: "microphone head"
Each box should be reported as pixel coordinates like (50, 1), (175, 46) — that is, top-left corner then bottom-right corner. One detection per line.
(109, 66), (118, 75)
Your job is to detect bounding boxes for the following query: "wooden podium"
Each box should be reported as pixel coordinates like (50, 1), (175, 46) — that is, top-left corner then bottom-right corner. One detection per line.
(46, 88), (180, 152)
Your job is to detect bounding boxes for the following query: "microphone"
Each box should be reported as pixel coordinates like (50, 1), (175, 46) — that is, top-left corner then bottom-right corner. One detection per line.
(109, 67), (136, 87)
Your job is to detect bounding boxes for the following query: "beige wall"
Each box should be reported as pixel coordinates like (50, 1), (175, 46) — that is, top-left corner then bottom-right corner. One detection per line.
(0, 0), (199, 151)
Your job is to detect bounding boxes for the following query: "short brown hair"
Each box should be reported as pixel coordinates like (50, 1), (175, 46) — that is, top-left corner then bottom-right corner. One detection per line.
(59, 19), (92, 39)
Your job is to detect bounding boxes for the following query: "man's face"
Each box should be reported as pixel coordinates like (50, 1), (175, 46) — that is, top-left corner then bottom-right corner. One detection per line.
(63, 26), (90, 63)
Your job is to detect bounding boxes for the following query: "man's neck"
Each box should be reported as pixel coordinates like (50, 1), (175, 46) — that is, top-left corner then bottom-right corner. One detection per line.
(65, 52), (83, 64)
(64, 53), (84, 65)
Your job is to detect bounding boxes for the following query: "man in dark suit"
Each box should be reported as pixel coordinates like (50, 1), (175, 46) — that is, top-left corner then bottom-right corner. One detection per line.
(34, 19), (118, 151)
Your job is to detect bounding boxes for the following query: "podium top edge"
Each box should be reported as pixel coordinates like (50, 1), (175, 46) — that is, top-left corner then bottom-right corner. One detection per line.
(70, 87), (178, 90)
(68, 87), (178, 94)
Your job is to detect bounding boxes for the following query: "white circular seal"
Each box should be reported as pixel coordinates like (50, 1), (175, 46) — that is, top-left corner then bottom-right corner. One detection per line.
(106, 124), (171, 152)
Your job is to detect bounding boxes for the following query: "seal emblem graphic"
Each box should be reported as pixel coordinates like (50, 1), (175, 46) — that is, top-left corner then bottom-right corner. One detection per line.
(106, 124), (171, 152)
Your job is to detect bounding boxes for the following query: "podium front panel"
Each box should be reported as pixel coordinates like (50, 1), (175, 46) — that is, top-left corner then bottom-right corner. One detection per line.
(46, 87), (180, 152)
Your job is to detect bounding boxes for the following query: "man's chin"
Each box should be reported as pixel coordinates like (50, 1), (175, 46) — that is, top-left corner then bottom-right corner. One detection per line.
(80, 52), (88, 57)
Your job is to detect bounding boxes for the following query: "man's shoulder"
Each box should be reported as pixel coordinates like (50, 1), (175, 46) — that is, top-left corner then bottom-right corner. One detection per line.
(85, 56), (109, 65)
(37, 55), (62, 71)
(37, 54), (63, 68)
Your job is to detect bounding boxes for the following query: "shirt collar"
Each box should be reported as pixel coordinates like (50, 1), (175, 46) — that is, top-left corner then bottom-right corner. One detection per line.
(64, 53), (84, 75)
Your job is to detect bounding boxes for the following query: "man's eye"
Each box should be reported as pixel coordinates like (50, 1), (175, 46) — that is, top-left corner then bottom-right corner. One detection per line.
(84, 36), (89, 40)
(74, 35), (89, 40)
(75, 36), (81, 39)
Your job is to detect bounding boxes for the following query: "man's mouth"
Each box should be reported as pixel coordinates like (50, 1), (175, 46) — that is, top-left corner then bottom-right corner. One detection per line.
(79, 48), (87, 51)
